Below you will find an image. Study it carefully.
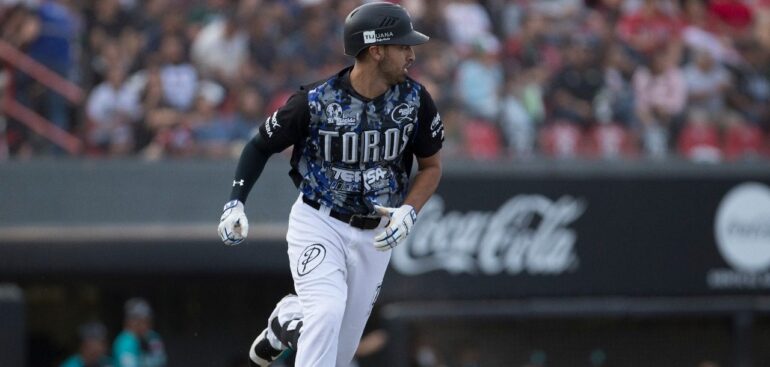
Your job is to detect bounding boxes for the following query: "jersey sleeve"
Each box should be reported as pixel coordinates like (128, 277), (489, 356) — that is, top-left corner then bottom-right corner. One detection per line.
(412, 87), (444, 158)
(257, 89), (310, 154)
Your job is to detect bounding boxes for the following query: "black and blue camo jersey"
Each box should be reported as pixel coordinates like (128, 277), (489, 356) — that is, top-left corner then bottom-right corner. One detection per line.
(257, 66), (444, 216)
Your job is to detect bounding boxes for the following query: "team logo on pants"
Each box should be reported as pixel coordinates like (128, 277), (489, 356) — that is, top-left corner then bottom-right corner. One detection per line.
(297, 244), (326, 276)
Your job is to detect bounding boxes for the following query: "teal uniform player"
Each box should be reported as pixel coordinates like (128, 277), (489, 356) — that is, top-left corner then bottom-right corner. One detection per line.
(113, 298), (167, 367)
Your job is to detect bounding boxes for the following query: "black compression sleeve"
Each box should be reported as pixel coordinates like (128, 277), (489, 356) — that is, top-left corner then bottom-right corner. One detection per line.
(229, 133), (273, 203)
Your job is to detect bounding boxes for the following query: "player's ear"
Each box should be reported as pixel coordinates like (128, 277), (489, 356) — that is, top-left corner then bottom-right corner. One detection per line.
(370, 45), (384, 61)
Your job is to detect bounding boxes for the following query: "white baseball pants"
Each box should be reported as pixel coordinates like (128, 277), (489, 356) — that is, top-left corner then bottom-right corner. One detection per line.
(275, 195), (391, 367)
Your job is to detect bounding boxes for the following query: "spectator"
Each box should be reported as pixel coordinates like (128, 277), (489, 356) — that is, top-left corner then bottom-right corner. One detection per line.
(113, 298), (166, 367)
(2, 0), (769, 162)
(225, 85), (262, 140)
(681, 0), (741, 66)
(582, 9), (616, 46)
(683, 47), (731, 116)
(90, 39), (137, 86)
(601, 42), (637, 126)
(547, 35), (605, 128)
(504, 12), (562, 74)
(0, 4), (40, 48)
(60, 322), (112, 367)
(417, 47), (456, 108)
(186, 0), (231, 38)
(412, 0), (450, 43)
(454, 34), (503, 121)
(496, 0), (526, 40)
(158, 33), (198, 112)
(85, 0), (134, 62)
(616, 0), (683, 58)
(121, 58), (191, 158)
(191, 9), (249, 86)
(131, 60), (173, 153)
(130, 0), (169, 57)
(245, 11), (285, 95)
(727, 39), (770, 127)
(632, 47), (687, 157)
(499, 74), (537, 158)
(529, 0), (585, 36)
(190, 81), (258, 158)
(708, 0), (754, 38)
(585, 107), (638, 160)
(277, 9), (342, 86)
(84, 65), (139, 156)
(246, 11), (279, 74)
(16, 0), (81, 153)
(443, 0), (494, 54)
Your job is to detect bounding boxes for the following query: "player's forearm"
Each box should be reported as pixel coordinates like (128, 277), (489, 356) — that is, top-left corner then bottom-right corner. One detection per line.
(403, 154), (442, 213)
(229, 135), (272, 204)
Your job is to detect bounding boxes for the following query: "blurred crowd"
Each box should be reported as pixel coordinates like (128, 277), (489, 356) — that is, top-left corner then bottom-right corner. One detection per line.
(1, 0), (770, 161)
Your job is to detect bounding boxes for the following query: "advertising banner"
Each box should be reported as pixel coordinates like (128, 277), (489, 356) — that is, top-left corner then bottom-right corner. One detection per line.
(382, 176), (770, 301)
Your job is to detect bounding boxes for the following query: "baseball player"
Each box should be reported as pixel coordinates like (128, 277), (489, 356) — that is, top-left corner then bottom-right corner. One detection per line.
(217, 2), (444, 366)
(60, 322), (113, 367)
(113, 298), (166, 367)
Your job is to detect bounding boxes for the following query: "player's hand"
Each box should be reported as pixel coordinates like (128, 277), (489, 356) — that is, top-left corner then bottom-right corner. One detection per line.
(373, 204), (417, 251)
(218, 200), (249, 246)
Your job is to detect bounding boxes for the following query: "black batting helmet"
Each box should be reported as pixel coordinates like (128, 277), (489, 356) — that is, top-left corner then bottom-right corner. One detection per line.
(343, 2), (429, 57)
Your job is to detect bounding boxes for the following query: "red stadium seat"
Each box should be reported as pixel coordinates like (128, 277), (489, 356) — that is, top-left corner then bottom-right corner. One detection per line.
(722, 122), (766, 160)
(539, 120), (583, 159)
(463, 119), (503, 160)
(584, 123), (639, 159)
(677, 121), (722, 162)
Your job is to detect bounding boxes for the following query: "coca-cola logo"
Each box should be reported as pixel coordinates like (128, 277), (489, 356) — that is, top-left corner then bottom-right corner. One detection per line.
(392, 195), (586, 276)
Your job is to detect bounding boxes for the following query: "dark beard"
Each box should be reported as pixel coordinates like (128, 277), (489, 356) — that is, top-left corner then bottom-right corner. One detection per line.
(377, 59), (404, 86)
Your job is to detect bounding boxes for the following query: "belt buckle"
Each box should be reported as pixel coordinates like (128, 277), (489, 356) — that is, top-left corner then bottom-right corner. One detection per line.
(349, 214), (380, 229)
(348, 214), (362, 226)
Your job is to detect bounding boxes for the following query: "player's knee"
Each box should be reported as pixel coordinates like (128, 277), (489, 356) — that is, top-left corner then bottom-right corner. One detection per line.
(307, 301), (345, 334)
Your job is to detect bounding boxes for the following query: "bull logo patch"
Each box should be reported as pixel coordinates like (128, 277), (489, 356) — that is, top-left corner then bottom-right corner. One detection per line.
(391, 103), (416, 124)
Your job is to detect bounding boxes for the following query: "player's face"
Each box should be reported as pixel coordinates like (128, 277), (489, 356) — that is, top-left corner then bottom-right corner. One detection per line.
(377, 45), (415, 85)
(128, 317), (152, 337)
(80, 339), (107, 362)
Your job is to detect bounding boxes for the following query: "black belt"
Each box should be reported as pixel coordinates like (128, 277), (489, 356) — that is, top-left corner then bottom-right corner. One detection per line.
(302, 196), (381, 230)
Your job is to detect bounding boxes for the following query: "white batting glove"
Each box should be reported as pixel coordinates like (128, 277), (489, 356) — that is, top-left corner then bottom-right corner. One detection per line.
(373, 204), (417, 251)
(218, 200), (249, 246)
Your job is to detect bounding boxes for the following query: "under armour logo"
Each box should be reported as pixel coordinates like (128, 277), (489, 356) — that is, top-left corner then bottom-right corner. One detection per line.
(233, 179), (244, 187)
